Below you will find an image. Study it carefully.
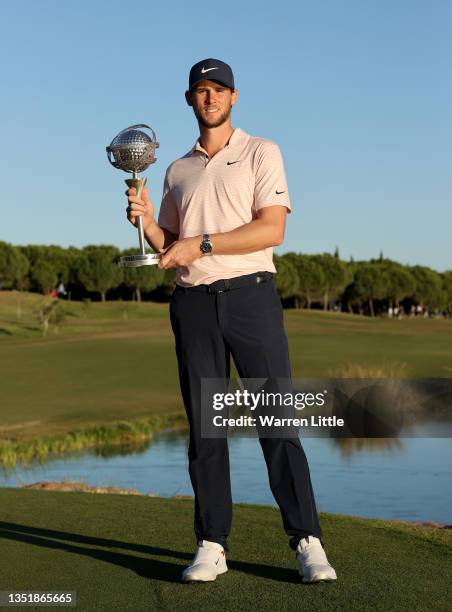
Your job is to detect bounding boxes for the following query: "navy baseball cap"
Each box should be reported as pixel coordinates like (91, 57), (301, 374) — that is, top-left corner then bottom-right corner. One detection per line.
(189, 58), (235, 91)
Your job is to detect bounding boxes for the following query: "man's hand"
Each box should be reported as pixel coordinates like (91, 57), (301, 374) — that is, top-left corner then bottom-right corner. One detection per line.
(158, 236), (202, 269)
(126, 186), (155, 232)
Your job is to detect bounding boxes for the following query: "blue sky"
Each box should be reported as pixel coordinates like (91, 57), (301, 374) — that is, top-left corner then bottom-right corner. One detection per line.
(0, 0), (450, 271)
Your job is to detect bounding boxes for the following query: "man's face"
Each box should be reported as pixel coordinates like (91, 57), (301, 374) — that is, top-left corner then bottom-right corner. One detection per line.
(186, 80), (238, 128)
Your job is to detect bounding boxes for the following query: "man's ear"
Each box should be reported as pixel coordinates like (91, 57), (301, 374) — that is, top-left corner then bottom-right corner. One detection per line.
(185, 90), (193, 107)
(231, 88), (238, 107)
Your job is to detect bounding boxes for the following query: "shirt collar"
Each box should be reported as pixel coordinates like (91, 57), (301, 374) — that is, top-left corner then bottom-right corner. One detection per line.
(190, 127), (246, 156)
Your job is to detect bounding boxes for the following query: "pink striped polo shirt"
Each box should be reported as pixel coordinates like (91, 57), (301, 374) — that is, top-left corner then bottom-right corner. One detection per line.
(157, 127), (291, 287)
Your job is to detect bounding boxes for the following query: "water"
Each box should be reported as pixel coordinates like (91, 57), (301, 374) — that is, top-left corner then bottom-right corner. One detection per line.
(1, 428), (451, 525)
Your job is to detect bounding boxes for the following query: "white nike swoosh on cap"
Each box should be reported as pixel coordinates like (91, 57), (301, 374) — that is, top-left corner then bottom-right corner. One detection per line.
(201, 67), (219, 73)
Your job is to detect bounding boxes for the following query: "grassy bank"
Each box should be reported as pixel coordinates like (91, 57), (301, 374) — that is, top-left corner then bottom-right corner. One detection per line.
(0, 413), (186, 469)
(0, 488), (451, 611)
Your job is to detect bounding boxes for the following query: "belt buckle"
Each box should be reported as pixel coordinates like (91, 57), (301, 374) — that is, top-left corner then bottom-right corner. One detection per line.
(208, 282), (224, 294)
(208, 279), (231, 293)
(215, 279), (230, 293)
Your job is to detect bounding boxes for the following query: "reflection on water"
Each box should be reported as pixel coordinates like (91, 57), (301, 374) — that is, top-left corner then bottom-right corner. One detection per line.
(1, 425), (451, 525)
(92, 439), (153, 459)
(332, 437), (404, 457)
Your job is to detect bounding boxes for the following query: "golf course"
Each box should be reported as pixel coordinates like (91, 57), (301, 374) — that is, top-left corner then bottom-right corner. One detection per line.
(1, 290), (451, 445)
(1, 291), (451, 610)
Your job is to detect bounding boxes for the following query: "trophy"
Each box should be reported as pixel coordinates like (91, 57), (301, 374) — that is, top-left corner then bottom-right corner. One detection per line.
(106, 124), (160, 267)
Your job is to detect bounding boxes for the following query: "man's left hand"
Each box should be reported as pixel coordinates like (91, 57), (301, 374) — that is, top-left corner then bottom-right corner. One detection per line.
(158, 236), (202, 269)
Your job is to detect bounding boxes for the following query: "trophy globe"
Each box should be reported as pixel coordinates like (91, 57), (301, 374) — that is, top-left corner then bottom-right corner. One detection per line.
(106, 124), (160, 267)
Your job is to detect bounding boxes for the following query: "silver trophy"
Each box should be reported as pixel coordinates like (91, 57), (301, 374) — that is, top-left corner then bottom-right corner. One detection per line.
(106, 124), (160, 267)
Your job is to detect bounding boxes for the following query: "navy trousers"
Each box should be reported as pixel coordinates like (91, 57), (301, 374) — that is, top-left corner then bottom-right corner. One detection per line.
(169, 272), (322, 550)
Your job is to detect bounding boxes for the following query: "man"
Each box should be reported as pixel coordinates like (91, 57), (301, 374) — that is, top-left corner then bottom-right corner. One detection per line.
(126, 58), (337, 584)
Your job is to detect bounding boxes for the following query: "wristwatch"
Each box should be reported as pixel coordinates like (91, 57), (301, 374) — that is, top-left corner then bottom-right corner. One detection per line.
(200, 234), (213, 255)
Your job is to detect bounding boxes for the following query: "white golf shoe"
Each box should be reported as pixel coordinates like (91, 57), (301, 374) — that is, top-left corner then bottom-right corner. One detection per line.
(181, 540), (228, 583)
(296, 536), (337, 583)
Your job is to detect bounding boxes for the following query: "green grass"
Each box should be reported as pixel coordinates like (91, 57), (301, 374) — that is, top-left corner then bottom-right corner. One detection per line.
(0, 292), (181, 440)
(0, 488), (451, 611)
(284, 308), (452, 378)
(1, 295), (452, 610)
(1, 291), (451, 444)
(0, 413), (185, 469)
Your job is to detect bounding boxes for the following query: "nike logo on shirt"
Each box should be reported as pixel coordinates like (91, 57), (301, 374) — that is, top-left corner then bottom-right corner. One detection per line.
(276, 190), (285, 194)
(227, 160), (240, 165)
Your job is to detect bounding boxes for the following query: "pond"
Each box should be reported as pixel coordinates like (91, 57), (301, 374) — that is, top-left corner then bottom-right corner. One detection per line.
(1, 425), (451, 525)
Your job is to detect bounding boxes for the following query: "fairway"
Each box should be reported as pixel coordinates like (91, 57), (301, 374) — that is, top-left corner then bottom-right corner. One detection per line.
(1, 291), (451, 441)
(0, 488), (451, 611)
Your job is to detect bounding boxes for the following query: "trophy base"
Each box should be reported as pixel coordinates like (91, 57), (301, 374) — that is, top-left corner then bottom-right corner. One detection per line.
(119, 254), (159, 267)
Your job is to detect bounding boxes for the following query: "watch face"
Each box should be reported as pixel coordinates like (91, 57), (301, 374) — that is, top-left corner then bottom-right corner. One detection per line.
(202, 241), (212, 254)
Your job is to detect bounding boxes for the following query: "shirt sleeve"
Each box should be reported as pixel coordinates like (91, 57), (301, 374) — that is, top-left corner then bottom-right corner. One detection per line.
(157, 169), (180, 234)
(254, 141), (291, 213)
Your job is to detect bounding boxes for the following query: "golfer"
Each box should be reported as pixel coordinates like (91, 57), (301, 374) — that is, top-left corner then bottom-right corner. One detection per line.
(126, 58), (337, 584)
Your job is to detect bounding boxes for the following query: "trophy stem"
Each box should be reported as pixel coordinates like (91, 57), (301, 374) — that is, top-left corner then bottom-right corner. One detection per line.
(125, 173), (148, 256)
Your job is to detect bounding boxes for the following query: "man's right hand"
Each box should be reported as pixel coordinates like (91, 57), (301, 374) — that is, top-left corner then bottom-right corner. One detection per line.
(126, 186), (155, 231)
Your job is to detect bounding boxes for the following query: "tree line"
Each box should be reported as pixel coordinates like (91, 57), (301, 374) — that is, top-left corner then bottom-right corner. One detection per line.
(0, 241), (451, 316)
(0, 242), (173, 303)
(273, 251), (452, 316)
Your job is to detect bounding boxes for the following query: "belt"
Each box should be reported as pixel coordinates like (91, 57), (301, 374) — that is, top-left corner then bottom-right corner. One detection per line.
(176, 271), (274, 294)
